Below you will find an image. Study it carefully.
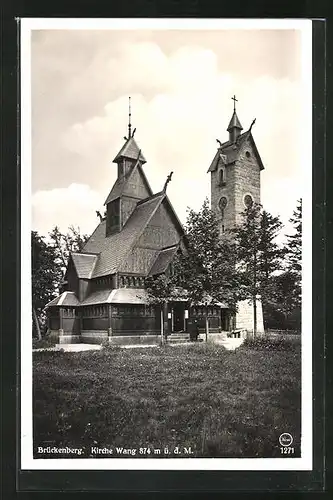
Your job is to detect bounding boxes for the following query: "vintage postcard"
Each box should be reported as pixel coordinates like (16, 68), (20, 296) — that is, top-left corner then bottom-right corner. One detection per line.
(21, 18), (313, 472)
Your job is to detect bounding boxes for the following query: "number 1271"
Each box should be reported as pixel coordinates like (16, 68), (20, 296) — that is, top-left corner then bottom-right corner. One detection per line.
(280, 447), (295, 454)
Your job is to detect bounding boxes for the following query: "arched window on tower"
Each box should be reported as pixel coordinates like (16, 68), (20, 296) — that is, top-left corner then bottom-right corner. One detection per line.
(218, 196), (228, 220)
(218, 168), (226, 186)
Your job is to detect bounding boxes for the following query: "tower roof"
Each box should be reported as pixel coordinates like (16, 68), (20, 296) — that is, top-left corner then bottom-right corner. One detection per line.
(113, 136), (147, 164)
(227, 110), (243, 132)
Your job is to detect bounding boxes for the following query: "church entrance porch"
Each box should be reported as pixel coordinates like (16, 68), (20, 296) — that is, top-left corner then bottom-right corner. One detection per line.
(171, 303), (187, 333)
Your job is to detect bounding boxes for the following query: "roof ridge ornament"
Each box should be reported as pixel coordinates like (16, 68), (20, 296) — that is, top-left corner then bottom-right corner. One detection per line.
(249, 118), (256, 132)
(163, 171), (173, 192)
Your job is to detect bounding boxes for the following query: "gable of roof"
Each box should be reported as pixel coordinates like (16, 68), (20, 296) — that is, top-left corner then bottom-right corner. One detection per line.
(113, 137), (146, 164)
(104, 161), (153, 206)
(82, 194), (165, 277)
(207, 130), (264, 172)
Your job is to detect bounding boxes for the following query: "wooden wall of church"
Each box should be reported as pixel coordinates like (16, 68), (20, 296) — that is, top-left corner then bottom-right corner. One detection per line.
(66, 260), (79, 295)
(121, 196), (139, 227)
(123, 165), (151, 200)
(48, 307), (60, 330)
(81, 305), (109, 331)
(120, 247), (158, 274)
(61, 308), (80, 334)
(138, 202), (180, 249)
(78, 279), (90, 302)
(111, 305), (159, 335)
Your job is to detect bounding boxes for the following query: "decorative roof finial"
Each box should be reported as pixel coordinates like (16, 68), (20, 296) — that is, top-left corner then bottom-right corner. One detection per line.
(231, 94), (238, 112)
(249, 118), (256, 131)
(163, 171), (173, 192)
(128, 96), (132, 138)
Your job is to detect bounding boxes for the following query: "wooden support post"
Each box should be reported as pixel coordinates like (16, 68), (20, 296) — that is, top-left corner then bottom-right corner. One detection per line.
(108, 305), (113, 336)
(160, 307), (164, 344)
(59, 307), (64, 335)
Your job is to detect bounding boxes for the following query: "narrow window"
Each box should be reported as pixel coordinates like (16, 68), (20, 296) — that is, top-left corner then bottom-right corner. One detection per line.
(219, 168), (226, 186)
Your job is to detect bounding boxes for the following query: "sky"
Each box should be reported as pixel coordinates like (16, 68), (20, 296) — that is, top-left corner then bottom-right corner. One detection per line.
(29, 23), (310, 240)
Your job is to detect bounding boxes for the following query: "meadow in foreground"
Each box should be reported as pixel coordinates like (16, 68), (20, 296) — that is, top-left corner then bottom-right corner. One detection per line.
(33, 339), (301, 458)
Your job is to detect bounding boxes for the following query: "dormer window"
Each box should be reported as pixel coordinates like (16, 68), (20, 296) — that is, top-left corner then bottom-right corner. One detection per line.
(218, 168), (226, 186)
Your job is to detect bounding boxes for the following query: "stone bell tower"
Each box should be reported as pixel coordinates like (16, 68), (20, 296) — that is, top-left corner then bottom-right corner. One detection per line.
(207, 96), (265, 334)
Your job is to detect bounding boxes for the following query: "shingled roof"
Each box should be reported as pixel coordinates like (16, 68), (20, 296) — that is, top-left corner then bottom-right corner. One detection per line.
(81, 288), (149, 305)
(71, 253), (98, 279)
(149, 245), (178, 276)
(104, 161), (153, 205)
(113, 136), (146, 164)
(82, 193), (165, 277)
(45, 291), (80, 308)
(207, 130), (264, 172)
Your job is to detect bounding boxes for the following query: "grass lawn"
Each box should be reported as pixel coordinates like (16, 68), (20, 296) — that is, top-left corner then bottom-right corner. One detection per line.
(33, 340), (301, 458)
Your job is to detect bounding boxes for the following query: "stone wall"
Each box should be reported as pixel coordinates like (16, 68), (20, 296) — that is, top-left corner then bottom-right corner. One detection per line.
(236, 299), (264, 334)
(234, 141), (260, 226)
(211, 160), (236, 233)
(81, 330), (108, 344)
(211, 138), (261, 232)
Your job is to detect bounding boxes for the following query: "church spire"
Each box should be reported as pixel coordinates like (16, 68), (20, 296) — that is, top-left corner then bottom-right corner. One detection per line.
(128, 96), (132, 138)
(227, 95), (243, 143)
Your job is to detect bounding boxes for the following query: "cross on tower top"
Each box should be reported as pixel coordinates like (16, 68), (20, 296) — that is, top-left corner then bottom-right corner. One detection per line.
(231, 94), (238, 111)
(128, 96), (132, 138)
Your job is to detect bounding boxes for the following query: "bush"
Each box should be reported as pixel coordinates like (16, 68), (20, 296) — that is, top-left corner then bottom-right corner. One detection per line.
(241, 335), (300, 352)
(32, 335), (57, 349)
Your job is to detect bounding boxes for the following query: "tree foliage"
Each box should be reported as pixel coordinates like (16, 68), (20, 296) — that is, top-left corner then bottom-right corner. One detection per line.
(31, 231), (62, 338)
(232, 203), (285, 334)
(175, 199), (241, 310)
(268, 199), (302, 329)
(145, 199), (242, 339)
(48, 225), (89, 282)
(32, 226), (89, 338)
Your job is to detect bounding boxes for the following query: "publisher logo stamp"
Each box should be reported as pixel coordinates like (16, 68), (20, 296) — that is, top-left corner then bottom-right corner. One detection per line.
(279, 433), (293, 447)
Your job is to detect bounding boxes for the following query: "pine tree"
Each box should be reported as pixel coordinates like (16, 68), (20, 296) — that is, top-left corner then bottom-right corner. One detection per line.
(258, 210), (285, 307)
(32, 231), (62, 339)
(272, 199), (302, 329)
(144, 199), (242, 341)
(285, 199), (302, 275)
(232, 204), (284, 335)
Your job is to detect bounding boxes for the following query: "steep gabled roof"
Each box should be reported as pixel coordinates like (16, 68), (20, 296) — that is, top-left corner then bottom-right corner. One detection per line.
(104, 161), (153, 205)
(207, 130), (264, 172)
(113, 136), (146, 164)
(82, 194), (165, 277)
(82, 188), (186, 279)
(148, 245), (178, 276)
(71, 252), (98, 279)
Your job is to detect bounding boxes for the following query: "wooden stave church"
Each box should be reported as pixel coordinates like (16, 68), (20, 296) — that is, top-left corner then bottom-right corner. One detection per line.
(46, 100), (264, 345)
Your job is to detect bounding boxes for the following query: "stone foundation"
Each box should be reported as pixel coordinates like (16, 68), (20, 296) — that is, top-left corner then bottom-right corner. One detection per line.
(81, 330), (108, 344)
(58, 334), (81, 344)
(108, 335), (161, 346)
(236, 299), (264, 334)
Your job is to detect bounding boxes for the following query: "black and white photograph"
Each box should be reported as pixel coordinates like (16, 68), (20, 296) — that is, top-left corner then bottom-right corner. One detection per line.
(21, 18), (312, 471)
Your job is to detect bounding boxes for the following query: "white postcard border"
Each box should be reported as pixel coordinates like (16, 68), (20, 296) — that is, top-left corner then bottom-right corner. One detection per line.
(20, 17), (313, 471)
